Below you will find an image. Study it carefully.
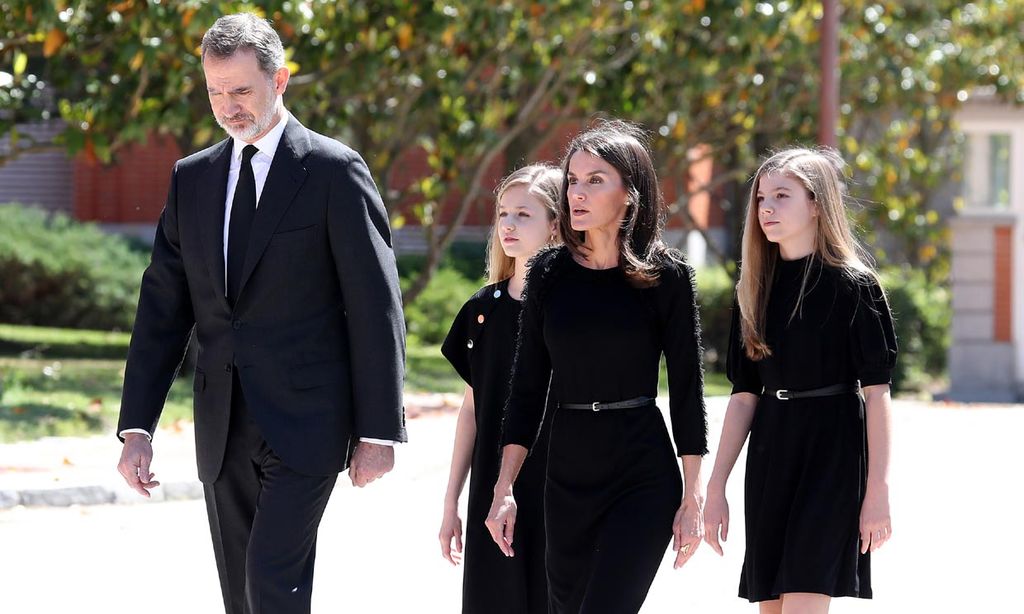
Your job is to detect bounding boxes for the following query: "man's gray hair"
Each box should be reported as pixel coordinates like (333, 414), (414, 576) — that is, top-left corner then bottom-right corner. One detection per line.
(201, 13), (285, 77)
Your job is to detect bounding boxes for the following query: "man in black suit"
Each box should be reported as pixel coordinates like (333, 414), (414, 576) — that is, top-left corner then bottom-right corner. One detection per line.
(115, 13), (406, 613)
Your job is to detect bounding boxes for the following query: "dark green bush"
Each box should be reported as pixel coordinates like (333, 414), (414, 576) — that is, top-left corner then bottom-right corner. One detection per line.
(402, 266), (482, 346)
(695, 265), (735, 375)
(880, 266), (949, 392)
(0, 204), (148, 331)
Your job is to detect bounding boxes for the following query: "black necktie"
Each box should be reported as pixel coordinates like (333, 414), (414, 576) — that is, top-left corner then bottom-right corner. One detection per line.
(227, 144), (258, 305)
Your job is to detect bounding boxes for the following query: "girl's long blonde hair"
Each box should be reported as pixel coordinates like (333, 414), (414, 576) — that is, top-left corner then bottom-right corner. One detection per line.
(737, 147), (881, 360)
(485, 164), (563, 284)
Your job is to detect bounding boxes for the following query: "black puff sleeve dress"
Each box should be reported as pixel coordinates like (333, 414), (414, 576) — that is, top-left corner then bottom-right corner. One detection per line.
(727, 256), (897, 602)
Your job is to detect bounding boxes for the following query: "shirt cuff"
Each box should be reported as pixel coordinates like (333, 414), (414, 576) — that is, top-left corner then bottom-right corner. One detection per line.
(119, 428), (152, 441)
(358, 437), (397, 446)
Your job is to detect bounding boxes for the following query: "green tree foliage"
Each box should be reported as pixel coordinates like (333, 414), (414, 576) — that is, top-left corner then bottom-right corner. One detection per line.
(2, 1), (1021, 297)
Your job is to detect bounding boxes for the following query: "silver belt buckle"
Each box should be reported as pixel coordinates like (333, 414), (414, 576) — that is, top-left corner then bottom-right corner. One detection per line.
(592, 401), (601, 412)
(775, 389), (790, 400)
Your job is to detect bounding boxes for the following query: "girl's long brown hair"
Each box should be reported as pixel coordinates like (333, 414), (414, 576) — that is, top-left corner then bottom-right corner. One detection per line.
(738, 147), (881, 360)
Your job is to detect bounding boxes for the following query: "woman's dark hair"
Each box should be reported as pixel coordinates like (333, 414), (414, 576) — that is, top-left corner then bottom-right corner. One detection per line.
(558, 119), (678, 286)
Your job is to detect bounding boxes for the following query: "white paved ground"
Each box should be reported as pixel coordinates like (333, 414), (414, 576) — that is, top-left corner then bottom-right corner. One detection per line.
(2, 399), (1022, 613)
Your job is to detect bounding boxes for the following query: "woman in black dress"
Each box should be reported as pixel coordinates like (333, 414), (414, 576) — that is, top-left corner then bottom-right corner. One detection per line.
(703, 148), (897, 614)
(439, 164), (562, 614)
(485, 121), (708, 614)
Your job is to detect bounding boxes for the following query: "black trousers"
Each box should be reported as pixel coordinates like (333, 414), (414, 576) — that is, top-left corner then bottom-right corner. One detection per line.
(203, 377), (337, 614)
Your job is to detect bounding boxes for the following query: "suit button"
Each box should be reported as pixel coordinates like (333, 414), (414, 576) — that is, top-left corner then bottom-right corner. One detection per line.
(232, 320), (243, 330)
(224, 364), (233, 373)
(466, 339), (474, 349)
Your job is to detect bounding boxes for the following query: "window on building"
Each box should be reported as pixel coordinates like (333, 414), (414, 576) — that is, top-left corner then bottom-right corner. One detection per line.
(964, 132), (1011, 209)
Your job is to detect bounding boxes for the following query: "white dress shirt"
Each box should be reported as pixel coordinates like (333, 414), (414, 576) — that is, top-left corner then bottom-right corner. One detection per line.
(121, 110), (395, 447)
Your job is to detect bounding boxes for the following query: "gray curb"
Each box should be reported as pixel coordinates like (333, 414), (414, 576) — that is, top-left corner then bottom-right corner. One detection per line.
(0, 480), (203, 510)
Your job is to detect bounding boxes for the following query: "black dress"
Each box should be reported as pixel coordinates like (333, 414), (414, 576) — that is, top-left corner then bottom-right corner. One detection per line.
(502, 246), (707, 614)
(442, 279), (550, 614)
(727, 255), (897, 602)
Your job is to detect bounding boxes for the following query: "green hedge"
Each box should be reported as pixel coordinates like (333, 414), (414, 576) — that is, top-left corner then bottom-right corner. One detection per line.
(0, 204), (148, 331)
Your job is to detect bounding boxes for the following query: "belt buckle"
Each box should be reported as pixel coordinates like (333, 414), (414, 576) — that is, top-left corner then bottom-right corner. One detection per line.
(592, 401), (600, 412)
(775, 389), (790, 400)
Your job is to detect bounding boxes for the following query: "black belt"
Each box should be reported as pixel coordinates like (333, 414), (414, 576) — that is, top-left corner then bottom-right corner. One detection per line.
(559, 396), (655, 412)
(764, 383), (860, 401)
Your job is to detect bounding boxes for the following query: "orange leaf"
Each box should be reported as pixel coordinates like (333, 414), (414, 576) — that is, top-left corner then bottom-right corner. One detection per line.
(181, 7), (196, 29)
(43, 28), (67, 57)
(441, 25), (455, 48)
(397, 23), (413, 51)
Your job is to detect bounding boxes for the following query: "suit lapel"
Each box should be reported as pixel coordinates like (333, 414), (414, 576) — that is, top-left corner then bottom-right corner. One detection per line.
(196, 139), (233, 313)
(237, 116), (311, 298)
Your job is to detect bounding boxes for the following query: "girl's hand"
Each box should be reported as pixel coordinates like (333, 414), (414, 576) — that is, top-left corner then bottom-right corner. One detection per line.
(859, 482), (892, 554)
(703, 486), (729, 556)
(438, 505), (464, 565)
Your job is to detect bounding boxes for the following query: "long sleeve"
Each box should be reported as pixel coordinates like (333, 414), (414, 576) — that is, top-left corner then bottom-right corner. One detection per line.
(660, 262), (708, 456)
(118, 163), (196, 439)
(726, 298), (764, 395)
(849, 278), (898, 387)
(500, 257), (554, 451)
(327, 153), (407, 442)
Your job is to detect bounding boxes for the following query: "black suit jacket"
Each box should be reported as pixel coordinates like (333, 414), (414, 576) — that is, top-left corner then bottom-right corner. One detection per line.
(118, 116), (407, 482)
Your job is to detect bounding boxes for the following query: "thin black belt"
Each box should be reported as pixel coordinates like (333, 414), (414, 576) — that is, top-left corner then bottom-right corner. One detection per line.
(559, 396), (655, 412)
(764, 383), (860, 401)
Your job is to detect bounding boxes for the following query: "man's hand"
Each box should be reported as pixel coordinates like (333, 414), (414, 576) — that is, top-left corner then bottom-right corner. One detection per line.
(348, 442), (394, 487)
(117, 433), (160, 497)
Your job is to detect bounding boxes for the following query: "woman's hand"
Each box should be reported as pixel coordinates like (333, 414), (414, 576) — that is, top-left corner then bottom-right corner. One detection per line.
(672, 489), (704, 568)
(484, 486), (518, 557)
(859, 481), (892, 554)
(702, 484), (729, 556)
(438, 504), (464, 565)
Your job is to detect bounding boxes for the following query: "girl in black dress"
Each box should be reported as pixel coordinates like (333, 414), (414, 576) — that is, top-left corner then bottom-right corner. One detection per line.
(485, 121), (708, 614)
(439, 164), (562, 614)
(703, 148), (897, 614)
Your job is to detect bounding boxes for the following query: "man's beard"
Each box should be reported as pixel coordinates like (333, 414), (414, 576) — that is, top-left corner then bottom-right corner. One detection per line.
(217, 96), (279, 142)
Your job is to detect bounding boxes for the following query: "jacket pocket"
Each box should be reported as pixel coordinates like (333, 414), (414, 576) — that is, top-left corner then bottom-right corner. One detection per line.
(270, 224), (317, 242)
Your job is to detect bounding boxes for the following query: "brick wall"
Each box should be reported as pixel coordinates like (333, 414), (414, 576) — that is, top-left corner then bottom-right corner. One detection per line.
(73, 134), (181, 224)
